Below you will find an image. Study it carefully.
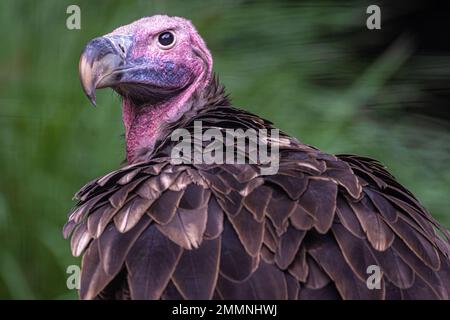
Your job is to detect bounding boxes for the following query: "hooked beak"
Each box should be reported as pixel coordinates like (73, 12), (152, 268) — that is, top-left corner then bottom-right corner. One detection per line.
(79, 36), (131, 106)
(79, 35), (193, 106)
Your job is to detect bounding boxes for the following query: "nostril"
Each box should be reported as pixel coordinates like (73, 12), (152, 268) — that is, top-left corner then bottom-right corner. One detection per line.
(118, 43), (125, 54)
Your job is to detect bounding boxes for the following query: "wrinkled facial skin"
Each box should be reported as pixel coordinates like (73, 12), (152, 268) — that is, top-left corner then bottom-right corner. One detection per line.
(79, 15), (212, 106)
(79, 15), (214, 163)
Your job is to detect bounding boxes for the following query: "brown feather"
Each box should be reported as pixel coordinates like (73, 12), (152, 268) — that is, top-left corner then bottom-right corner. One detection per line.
(307, 233), (385, 299)
(219, 220), (259, 282)
(347, 196), (395, 251)
(70, 223), (92, 257)
(304, 254), (331, 289)
(288, 247), (309, 282)
(298, 179), (337, 234)
(266, 188), (296, 232)
(332, 223), (380, 282)
(392, 238), (448, 299)
(285, 274), (300, 300)
(217, 261), (287, 299)
(172, 237), (221, 299)
(275, 225), (306, 269)
(147, 189), (184, 224)
(243, 185), (272, 222)
(204, 196), (224, 240)
(157, 203), (209, 249)
(335, 196), (365, 239)
(265, 174), (308, 200)
(387, 215), (440, 270)
(228, 206), (264, 257)
(113, 195), (152, 233)
(79, 239), (114, 300)
(126, 226), (183, 299)
(98, 216), (151, 277)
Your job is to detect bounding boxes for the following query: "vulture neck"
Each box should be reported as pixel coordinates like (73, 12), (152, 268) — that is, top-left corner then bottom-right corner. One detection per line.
(121, 78), (207, 164)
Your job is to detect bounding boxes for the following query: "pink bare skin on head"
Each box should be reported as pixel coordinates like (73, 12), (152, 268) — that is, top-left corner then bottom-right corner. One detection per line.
(113, 16), (213, 162)
(79, 15), (213, 163)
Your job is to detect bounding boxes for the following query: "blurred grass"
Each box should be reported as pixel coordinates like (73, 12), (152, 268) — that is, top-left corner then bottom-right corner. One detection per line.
(0, 0), (448, 299)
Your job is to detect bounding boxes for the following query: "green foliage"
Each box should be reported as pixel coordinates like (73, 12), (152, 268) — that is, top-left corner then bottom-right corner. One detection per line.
(0, 0), (448, 299)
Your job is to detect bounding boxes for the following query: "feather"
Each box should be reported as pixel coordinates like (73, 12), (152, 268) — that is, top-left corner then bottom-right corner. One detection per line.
(266, 188), (296, 232)
(261, 245), (275, 263)
(63, 220), (77, 239)
(96, 168), (125, 187)
(335, 196), (365, 239)
(126, 225), (183, 299)
(86, 204), (107, 238)
(288, 247), (309, 282)
(384, 280), (402, 300)
(400, 276), (440, 300)
(365, 189), (398, 223)
(216, 189), (243, 217)
(387, 215), (440, 270)
(70, 223), (92, 257)
(304, 254), (330, 289)
(332, 223), (380, 282)
(285, 274), (300, 300)
(347, 196), (395, 251)
(79, 239), (114, 300)
(204, 196), (224, 239)
(172, 237), (221, 299)
(143, 162), (168, 175)
(228, 206), (264, 257)
(199, 171), (230, 195)
(168, 170), (194, 192)
(117, 168), (143, 185)
(113, 195), (152, 233)
(289, 203), (315, 231)
(94, 204), (121, 238)
(275, 225), (306, 269)
(219, 220), (259, 282)
(134, 178), (163, 200)
(108, 176), (147, 209)
(265, 174), (308, 200)
(392, 238), (447, 299)
(70, 192), (109, 223)
(299, 179), (337, 234)
(299, 282), (341, 300)
(161, 281), (184, 300)
(307, 233), (384, 299)
(217, 261), (287, 299)
(179, 184), (209, 209)
(237, 177), (264, 197)
(157, 202), (209, 249)
(324, 159), (361, 199)
(263, 222), (278, 252)
(147, 189), (184, 224)
(98, 216), (151, 276)
(243, 185), (272, 222)
(370, 246), (415, 289)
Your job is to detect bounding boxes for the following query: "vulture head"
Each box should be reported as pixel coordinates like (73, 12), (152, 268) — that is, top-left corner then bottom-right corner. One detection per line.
(79, 15), (213, 162)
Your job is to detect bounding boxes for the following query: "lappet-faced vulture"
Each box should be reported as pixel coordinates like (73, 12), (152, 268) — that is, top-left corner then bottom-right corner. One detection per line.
(65, 15), (450, 300)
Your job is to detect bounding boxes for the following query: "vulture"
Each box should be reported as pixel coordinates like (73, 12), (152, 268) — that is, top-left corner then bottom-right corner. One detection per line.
(65, 15), (450, 300)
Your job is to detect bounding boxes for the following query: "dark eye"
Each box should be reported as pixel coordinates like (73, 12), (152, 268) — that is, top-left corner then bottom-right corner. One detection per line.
(158, 31), (175, 48)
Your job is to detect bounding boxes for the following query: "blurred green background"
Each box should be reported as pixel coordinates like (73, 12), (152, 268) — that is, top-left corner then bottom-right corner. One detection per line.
(0, 0), (449, 299)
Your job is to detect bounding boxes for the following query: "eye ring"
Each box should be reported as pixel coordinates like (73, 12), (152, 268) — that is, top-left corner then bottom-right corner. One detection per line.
(157, 31), (176, 49)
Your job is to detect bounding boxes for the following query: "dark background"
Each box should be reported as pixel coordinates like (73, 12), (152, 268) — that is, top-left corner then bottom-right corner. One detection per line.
(0, 0), (448, 299)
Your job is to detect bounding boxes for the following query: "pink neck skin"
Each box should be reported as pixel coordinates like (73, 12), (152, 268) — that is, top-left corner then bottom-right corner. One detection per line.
(122, 77), (206, 163)
(121, 99), (169, 163)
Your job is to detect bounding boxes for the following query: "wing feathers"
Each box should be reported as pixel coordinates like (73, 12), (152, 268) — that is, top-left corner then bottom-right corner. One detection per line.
(67, 108), (450, 300)
(126, 225), (183, 299)
(172, 237), (221, 299)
